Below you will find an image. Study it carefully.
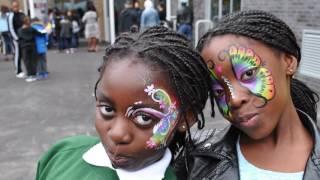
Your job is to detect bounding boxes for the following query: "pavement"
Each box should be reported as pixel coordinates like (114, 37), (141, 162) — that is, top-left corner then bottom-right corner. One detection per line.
(0, 47), (319, 180)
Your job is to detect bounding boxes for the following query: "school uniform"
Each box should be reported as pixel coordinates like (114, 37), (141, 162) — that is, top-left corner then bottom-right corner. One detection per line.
(36, 136), (177, 180)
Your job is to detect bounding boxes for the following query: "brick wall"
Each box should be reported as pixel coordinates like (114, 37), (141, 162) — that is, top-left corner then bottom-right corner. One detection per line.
(241, 0), (320, 44)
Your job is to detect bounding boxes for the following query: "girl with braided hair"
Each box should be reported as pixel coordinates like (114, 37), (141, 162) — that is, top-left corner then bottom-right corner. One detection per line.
(35, 26), (211, 180)
(177, 10), (320, 180)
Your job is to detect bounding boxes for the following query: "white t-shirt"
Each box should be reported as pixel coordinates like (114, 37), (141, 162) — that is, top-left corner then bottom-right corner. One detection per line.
(237, 137), (304, 180)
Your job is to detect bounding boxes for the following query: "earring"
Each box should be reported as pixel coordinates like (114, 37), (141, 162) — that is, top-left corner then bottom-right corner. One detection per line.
(181, 125), (186, 129)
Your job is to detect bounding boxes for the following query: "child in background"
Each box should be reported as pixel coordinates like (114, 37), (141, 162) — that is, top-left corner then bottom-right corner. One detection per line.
(59, 11), (72, 54)
(31, 18), (49, 79)
(18, 16), (45, 82)
(35, 26), (211, 180)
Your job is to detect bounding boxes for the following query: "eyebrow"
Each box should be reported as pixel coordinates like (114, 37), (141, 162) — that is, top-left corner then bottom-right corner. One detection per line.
(95, 90), (115, 106)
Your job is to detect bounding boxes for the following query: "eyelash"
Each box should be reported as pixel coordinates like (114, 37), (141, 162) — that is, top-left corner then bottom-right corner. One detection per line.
(97, 102), (158, 128)
(241, 68), (258, 82)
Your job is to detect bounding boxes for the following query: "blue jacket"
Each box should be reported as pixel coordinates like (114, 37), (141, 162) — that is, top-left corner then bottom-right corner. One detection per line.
(32, 23), (48, 54)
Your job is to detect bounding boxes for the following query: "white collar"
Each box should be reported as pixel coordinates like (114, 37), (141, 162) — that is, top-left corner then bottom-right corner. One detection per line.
(82, 142), (172, 180)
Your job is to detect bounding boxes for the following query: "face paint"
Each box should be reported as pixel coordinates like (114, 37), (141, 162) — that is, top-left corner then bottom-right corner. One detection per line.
(207, 60), (232, 119)
(143, 84), (179, 149)
(229, 45), (275, 105)
(221, 76), (236, 99)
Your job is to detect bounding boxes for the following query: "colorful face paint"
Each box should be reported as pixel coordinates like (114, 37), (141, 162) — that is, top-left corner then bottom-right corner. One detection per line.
(222, 76), (236, 99)
(229, 45), (275, 105)
(207, 60), (232, 119)
(143, 84), (179, 149)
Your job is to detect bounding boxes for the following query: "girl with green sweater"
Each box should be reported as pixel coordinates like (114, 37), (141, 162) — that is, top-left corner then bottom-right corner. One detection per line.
(35, 26), (211, 180)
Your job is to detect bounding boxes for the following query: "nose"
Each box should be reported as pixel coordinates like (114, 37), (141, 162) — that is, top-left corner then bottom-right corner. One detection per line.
(108, 117), (132, 145)
(228, 83), (250, 110)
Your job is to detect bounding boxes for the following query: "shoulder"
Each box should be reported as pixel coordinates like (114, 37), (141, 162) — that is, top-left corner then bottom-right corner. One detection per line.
(36, 136), (106, 180)
(38, 135), (99, 165)
(191, 125), (232, 151)
(164, 166), (177, 180)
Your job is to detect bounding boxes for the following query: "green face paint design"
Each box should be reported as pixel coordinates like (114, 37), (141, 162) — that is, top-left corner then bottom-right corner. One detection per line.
(144, 84), (179, 149)
(229, 45), (275, 105)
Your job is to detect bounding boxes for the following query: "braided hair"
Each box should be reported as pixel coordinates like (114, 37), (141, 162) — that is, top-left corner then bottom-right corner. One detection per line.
(95, 26), (212, 156)
(197, 10), (319, 121)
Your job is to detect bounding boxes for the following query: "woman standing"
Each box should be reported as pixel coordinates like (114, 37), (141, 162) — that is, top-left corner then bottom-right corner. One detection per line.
(82, 2), (99, 52)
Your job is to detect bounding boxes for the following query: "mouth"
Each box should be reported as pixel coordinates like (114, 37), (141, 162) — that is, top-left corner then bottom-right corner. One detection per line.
(234, 113), (259, 128)
(106, 149), (133, 168)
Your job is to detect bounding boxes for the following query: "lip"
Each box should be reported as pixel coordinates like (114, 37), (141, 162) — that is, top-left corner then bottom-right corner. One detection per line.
(234, 113), (259, 128)
(106, 149), (133, 168)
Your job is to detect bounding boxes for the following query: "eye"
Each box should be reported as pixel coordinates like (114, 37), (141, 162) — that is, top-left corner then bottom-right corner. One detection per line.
(213, 88), (225, 98)
(241, 68), (258, 82)
(98, 104), (115, 117)
(134, 114), (154, 126)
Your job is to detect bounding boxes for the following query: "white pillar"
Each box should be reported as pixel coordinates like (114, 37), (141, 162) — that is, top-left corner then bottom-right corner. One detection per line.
(166, 0), (171, 21)
(218, 0), (223, 19)
(109, 0), (115, 43)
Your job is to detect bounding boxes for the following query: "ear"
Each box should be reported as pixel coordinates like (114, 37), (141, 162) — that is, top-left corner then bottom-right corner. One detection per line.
(283, 54), (298, 76)
(177, 110), (196, 133)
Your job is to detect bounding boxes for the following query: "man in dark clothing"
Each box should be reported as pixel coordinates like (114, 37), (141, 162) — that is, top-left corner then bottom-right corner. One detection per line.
(176, 1), (193, 40)
(118, 0), (139, 33)
(8, 1), (25, 78)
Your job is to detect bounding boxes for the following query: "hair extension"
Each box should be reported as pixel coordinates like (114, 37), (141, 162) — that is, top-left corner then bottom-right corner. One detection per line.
(95, 26), (212, 157)
(197, 10), (319, 122)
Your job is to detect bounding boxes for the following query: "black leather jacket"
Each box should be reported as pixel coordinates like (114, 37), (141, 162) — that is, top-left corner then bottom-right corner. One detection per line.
(176, 110), (320, 180)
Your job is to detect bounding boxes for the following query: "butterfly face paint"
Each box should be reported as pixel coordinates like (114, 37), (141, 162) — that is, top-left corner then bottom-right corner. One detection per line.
(229, 45), (275, 106)
(222, 76), (236, 99)
(207, 60), (232, 119)
(143, 84), (179, 149)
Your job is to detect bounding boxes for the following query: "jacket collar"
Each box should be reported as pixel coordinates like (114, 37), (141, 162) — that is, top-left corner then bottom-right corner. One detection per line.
(191, 109), (320, 179)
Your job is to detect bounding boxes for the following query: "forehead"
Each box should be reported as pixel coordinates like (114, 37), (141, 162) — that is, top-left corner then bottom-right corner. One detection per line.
(99, 58), (174, 103)
(201, 35), (278, 69)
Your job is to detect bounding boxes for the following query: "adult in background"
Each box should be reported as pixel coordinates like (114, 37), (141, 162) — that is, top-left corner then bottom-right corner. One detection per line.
(176, 0), (193, 40)
(118, 0), (139, 33)
(140, 0), (160, 32)
(0, 5), (12, 60)
(8, 1), (25, 78)
(82, 2), (99, 52)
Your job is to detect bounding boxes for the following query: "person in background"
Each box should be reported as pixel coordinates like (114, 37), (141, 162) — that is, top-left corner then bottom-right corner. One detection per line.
(60, 11), (72, 54)
(140, 0), (160, 32)
(0, 5), (12, 61)
(157, 1), (166, 22)
(18, 16), (44, 82)
(71, 10), (80, 51)
(82, 2), (99, 52)
(31, 17), (49, 80)
(8, 1), (25, 78)
(118, 0), (139, 33)
(134, 1), (143, 30)
(176, 0), (193, 40)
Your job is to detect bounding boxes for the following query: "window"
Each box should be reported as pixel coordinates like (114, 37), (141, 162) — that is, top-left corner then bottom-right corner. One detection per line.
(210, 0), (241, 22)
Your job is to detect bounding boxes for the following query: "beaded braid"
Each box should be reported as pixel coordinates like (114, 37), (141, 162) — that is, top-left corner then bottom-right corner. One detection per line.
(197, 10), (319, 122)
(95, 26), (212, 156)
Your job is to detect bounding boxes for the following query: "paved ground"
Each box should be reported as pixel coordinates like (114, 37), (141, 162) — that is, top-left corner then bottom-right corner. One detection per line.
(0, 47), (319, 180)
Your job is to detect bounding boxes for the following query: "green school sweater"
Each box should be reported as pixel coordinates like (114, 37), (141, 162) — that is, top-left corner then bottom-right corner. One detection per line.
(35, 136), (177, 180)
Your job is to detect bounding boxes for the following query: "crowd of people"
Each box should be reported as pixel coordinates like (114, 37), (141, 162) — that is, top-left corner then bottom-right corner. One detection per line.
(0, 1), (102, 82)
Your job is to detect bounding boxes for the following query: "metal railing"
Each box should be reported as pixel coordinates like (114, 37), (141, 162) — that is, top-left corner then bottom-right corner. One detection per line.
(194, 19), (214, 45)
